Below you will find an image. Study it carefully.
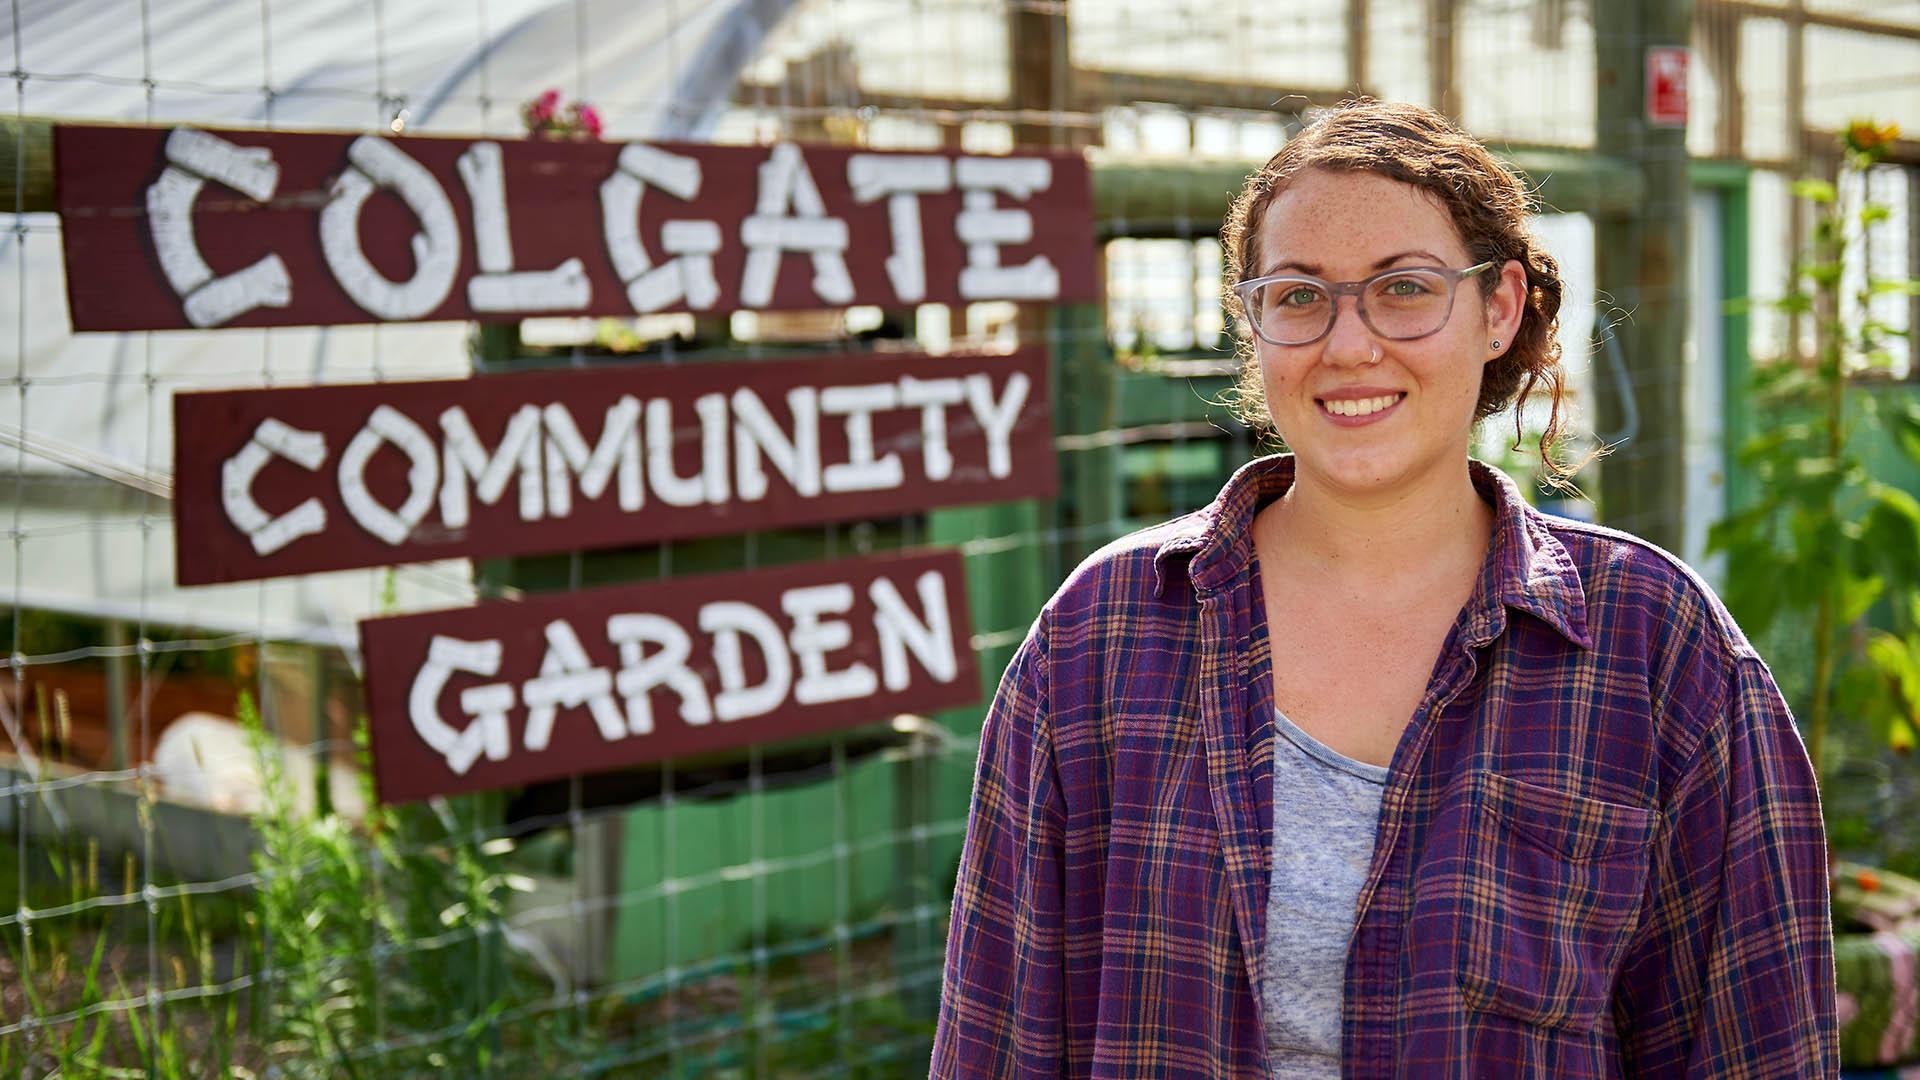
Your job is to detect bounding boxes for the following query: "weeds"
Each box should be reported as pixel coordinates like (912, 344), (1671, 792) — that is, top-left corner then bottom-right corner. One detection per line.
(5, 682), (939, 1077)
(241, 690), (591, 1077)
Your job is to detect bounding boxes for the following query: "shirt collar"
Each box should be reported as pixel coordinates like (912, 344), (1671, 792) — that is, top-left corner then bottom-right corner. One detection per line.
(1152, 453), (1592, 650)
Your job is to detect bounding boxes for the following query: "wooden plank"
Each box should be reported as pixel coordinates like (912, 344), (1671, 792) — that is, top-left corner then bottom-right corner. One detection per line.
(359, 548), (978, 803)
(1068, 69), (1327, 117)
(55, 125), (1098, 331)
(1698, 0), (1920, 42)
(171, 349), (1056, 585)
(1347, 0), (1371, 94)
(0, 116), (54, 213)
(1089, 147), (1646, 237)
(1429, 0), (1460, 117)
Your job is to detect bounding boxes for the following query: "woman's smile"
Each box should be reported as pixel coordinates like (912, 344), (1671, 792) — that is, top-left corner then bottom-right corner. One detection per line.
(1317, 391), (1407, 424)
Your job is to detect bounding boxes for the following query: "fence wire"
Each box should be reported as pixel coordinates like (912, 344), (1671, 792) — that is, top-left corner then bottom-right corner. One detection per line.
(3, 0), (1917, 1076)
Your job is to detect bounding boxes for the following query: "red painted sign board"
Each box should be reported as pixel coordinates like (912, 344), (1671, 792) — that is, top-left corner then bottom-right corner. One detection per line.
(54, 124), (1099, 332)
(358, 549), (976, 803)
(172, 348), (1054, 586)
(1646, 46), (1690, 129)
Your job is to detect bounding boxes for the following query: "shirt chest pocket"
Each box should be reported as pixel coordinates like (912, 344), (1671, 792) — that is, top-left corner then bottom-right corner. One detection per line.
(1454, 771), (1655, 1033)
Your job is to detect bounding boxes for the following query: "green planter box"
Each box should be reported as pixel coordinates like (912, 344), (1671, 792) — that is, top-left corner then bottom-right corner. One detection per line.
(1835, 862), (1920, 1068)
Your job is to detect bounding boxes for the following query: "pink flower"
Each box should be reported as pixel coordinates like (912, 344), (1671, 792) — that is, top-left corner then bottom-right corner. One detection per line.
(521, 90), (605, 140)
(521, 88), (563, 133)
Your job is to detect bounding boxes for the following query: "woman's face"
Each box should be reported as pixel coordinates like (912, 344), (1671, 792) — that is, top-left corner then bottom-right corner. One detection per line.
(1251, 168), (1524, 501)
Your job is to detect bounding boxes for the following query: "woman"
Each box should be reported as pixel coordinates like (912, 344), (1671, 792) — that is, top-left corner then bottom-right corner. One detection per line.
(931, 100), (1835, 1077)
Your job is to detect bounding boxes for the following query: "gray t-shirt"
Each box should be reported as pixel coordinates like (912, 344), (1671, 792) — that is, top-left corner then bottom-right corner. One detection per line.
(1262, 708), (1389, 1077)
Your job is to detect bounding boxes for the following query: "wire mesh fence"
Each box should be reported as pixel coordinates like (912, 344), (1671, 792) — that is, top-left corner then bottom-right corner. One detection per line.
(2, 0), (1918, 1075)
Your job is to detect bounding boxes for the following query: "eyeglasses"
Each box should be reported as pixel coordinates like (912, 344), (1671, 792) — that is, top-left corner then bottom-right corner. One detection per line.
(1233, 261), (1494, 347)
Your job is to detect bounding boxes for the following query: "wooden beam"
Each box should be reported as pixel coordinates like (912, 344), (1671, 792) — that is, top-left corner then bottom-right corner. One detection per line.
(1, 116), (55, 213)
(1428, 0), (1460, 117)
(1009, 0), (1071, 148)
(734, 81), (986, 118)
(737, 66), (1337, 127)
(1091, 158), (1258, 238)
(1346, 0), (1370, 94)
(13, 113), (1671, 241)
(1803, 129), (1920, 169)
(1070, 68), (1332, 116)
(1697, 0), (1920, 42)
(1786, 0), (1808, 351)
(1089, 147), (1646, 238)
(1699, 5), (1744, 158)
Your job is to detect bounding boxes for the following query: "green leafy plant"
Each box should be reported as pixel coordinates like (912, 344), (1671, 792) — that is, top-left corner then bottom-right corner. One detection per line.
(1709, 119), (1920, 801)
(243, 691), (589, 1077)
(1, 702), (254, 1078)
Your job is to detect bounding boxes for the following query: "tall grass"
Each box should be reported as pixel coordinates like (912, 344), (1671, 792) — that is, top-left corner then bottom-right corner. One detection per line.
(2, 692), (252, 1076)
(241, 692), (600, 1076)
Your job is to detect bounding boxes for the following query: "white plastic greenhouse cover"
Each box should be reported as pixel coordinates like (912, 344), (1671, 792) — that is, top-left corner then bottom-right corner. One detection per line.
(1, 0), (794, 652)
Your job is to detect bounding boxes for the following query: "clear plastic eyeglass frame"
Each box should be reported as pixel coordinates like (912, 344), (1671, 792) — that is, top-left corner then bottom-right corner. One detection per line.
(1233, 261), (1495, 346)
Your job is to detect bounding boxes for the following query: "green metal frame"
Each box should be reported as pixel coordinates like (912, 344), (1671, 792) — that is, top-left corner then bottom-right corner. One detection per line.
(1689, 160), (1755, 517)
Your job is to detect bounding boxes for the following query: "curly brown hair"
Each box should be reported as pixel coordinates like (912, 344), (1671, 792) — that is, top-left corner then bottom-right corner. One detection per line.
(1220, 99), (1577, 484)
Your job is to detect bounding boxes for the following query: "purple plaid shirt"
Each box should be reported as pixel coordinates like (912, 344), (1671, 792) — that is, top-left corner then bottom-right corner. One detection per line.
(933, 453), (1836, 1077)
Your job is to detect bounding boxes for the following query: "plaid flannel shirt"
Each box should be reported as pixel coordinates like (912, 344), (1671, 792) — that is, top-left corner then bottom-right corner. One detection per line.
(933, 453), (1836, 1078)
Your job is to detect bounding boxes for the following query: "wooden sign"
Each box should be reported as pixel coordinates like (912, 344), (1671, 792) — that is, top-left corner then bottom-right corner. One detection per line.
(54, 124), (1098, 331)
(358, 549), (976, 803)
(172, 348), (1053, 586)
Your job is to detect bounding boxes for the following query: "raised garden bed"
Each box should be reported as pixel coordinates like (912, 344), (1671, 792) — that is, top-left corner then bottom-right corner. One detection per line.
(1835, 861), (1920, 1070)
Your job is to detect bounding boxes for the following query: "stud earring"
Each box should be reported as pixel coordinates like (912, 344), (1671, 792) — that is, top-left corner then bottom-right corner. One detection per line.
(1490, 339), (1502, 352)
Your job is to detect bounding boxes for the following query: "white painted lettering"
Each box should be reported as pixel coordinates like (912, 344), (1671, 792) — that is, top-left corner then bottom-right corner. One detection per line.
(146, 127), (292, 327)
(607, 613), (713, 734)
(319, 136), (461, 321)
(699, 601), (793, 722)
(600, 143), (723, 313)
(438, 404), (544, 528)
(521, 620), (625, 751)
(339, 405), (438, 545)
(870, 571), (959, 690)
(897, 376), (965, 482)
(964, 372), (1030, 479)
(645, 394), (730, 507)
(543, 398), (644, 518)
(731, 386), (822, 501)
(457, 140), (591, 312)
(782, 583), (878, 706)
(221, 418), (328, 555)
(954, 156), (1060, 301)
(409, 635), (514, 775)
(820, 383), (904, 493)
(739, 143), (853, 307)
(846, 154), (953, 304)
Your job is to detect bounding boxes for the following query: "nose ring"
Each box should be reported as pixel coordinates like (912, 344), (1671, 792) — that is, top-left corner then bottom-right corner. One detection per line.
(1367, 345), (1382, 364)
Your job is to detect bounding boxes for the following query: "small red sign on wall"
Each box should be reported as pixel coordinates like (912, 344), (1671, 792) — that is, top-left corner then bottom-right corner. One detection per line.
(1646, 46), (1690, 129)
